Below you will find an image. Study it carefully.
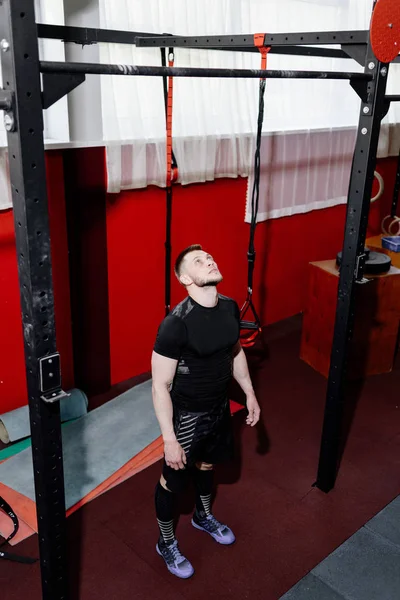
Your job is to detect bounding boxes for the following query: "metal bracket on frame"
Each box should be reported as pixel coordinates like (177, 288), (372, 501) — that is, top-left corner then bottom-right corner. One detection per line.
(39, 353), (69, 403)
(0, 88), (16, 132)
(341, 44), (367, 66)
(381, 98), (391, 121)
(354, 253), (369, 283)
(0, 88), (13, 110)
(350, 78), (370, 104)
(41, 72), (86, 109)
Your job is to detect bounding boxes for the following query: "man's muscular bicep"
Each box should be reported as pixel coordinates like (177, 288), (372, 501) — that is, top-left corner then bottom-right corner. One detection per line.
(151, 351), (178, 389)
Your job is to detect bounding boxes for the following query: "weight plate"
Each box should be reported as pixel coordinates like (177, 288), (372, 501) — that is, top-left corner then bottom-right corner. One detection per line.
(336, 249), (391, 274)
(336, 247), (370, 266)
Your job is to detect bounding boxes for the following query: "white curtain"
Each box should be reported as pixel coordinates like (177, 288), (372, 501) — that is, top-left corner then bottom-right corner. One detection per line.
(99, 0), (400, 209)
(244, 69), (400, 222)
(246, 127), (358, 221)
(0, 0), (68, 211)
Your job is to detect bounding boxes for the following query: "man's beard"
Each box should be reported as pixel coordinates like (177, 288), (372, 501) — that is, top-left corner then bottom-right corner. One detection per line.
(194, 274), (223, 287)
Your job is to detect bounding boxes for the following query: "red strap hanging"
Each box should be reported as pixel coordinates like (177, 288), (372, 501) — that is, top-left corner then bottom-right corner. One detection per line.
(253, 33), (270, 72)
(166, 51), (178, 186)
(164, 49), (178, 315)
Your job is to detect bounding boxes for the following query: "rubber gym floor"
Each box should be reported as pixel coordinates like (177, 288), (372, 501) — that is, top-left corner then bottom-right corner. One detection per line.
(1, 315), (399, 600)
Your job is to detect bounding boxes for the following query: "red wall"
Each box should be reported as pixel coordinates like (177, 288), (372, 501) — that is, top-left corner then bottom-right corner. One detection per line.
(0, 152), (74, 414)
(62, 147), (110, 396)
(106, 158), (396, 385)
(0, 209), (26, 412)
(0, 149), (397, 411)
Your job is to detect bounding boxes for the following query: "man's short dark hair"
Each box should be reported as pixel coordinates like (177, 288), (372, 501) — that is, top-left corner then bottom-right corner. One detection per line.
(174, 244), (202, 278)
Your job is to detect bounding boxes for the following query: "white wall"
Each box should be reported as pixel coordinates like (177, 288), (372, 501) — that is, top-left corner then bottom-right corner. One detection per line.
(0, 0), (70, 147)
(36, 0), (70, 143)
(63, 0), (103, 143)
(0, 0), (70, 210)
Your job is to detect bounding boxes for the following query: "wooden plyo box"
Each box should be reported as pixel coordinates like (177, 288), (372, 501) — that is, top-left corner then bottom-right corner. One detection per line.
(300, 259), (400, 379)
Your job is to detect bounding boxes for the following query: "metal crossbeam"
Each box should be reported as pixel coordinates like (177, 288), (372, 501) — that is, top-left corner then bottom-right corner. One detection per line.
(40, 60), (372, 81)
(36, 24), (352, 59)
(136, 30), (369, 48)
(37, 23), (155, 46)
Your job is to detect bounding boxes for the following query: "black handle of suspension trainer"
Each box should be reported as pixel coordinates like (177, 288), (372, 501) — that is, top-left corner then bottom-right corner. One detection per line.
(0, 496), (37, 564)
(247, 250), (256, 290)
(391, 148), (400, 218)
(0, 549), (37, 564)
(240, 320), (259, 331)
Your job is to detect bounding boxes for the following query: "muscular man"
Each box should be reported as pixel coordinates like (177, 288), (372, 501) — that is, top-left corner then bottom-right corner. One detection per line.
(152, 244), (260, 579)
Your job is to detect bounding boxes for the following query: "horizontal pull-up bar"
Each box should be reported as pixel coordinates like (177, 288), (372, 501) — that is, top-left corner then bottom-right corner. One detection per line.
(386, 95), (400, 102)
(40, 61), (372, 81)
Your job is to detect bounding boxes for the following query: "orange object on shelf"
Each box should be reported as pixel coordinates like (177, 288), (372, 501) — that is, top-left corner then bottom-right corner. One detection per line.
(300, 259), (400, 379)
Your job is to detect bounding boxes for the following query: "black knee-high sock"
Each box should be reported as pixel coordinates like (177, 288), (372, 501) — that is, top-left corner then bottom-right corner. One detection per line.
(155, 482), (176, 544)
(193, 467), (214, 518)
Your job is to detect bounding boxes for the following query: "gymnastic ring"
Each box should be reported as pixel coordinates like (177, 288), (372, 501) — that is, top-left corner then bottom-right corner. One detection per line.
(371, 170), (384, 203)
(381, 214), (393, 235)
(389, 216), (400, 236)
(381, 214), (400, 236)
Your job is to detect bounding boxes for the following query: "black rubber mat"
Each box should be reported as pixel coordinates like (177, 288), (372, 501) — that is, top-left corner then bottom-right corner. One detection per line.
(281, 495), (400, 600)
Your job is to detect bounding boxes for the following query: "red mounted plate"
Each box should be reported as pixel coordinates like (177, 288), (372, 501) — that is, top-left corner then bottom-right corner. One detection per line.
(370, 0), (400, 63)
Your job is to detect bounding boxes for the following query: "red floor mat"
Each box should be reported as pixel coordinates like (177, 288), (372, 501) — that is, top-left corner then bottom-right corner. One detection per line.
(1, 325), (399, 600)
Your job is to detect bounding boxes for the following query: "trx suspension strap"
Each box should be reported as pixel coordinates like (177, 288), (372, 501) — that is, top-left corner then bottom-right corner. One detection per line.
(161, 48), (178, 316)
(240, 35), (270, 348)
(0, 496), (36, 563)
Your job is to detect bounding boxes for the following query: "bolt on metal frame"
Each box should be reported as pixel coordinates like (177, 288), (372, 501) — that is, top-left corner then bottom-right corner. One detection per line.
(0, 1), (398, 598)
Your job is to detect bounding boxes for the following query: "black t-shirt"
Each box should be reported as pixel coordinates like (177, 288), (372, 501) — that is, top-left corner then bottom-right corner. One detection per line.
(153, 294), (241, 411)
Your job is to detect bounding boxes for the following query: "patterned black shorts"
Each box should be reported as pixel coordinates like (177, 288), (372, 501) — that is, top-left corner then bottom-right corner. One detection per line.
(162, 400), (234, 492)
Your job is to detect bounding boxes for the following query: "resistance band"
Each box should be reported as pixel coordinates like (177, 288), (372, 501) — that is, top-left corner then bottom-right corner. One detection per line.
(0, 496), (36, 563)
(240, 35), (270, 348)
(161, 48), (178, 316)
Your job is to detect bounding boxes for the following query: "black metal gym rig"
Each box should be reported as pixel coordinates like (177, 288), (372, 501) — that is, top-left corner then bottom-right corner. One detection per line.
(0, 0), (399, 597)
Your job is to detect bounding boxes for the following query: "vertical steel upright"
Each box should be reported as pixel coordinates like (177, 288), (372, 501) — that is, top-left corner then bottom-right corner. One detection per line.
(315, 37), (389, 492)
(0, 1), (69, 598)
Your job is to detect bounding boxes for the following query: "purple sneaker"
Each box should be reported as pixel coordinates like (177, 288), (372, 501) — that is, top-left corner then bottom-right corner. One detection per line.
(156, 538), (194, 579)
(191, 513), (236, 545)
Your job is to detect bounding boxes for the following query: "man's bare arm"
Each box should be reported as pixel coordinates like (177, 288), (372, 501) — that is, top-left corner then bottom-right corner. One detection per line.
(232, 342), (261, 426)
(151, 351), (186, 469)
(232, 342), (255, 396)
